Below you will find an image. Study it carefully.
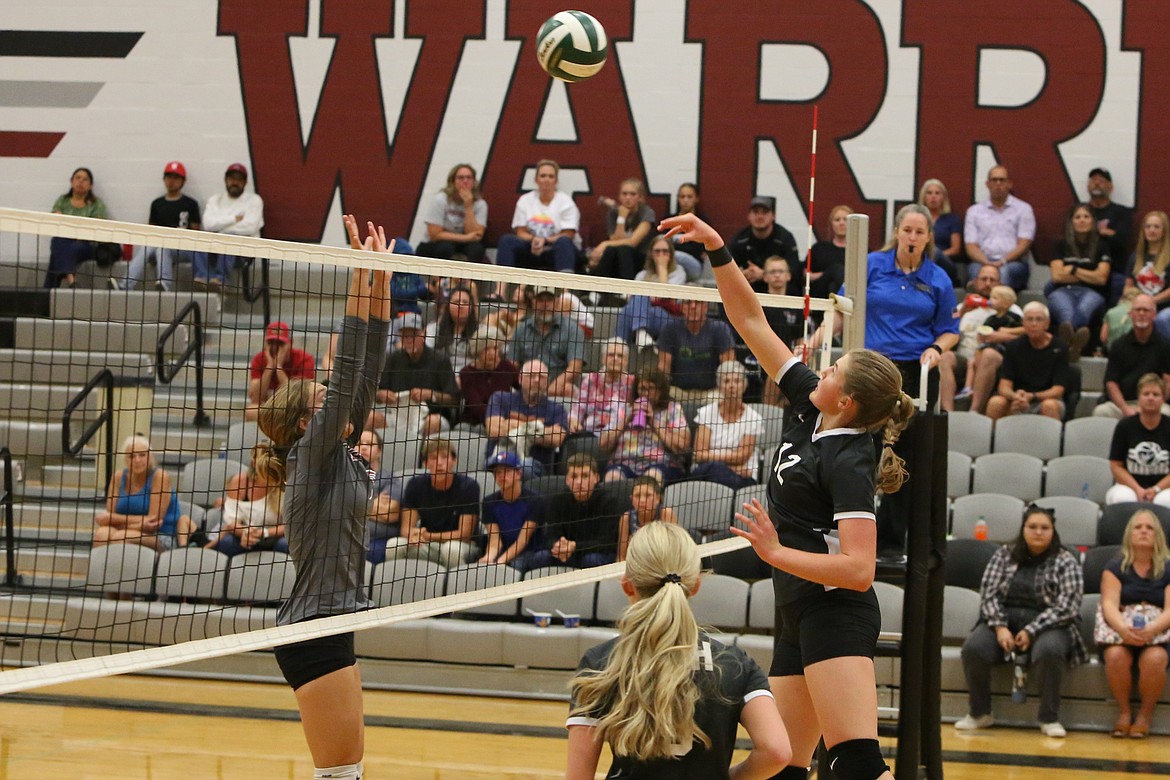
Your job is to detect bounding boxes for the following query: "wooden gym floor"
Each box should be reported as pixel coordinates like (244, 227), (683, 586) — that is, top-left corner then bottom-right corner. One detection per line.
(0, 675), (1164, 778)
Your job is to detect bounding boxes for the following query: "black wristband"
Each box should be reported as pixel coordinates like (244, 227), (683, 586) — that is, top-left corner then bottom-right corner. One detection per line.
(708, 245), (733, 268)
(928, 344), (943, 354)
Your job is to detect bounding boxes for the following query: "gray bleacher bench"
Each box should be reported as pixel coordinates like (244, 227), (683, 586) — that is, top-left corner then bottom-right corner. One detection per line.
(13, 318), (189, 357)
(50, 289), (222, 327)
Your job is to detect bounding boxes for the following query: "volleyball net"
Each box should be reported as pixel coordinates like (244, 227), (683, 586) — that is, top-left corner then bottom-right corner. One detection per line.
(0, 207), (845, 694)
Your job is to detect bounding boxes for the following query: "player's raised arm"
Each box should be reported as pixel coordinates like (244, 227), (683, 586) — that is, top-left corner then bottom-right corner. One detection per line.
(660, 214), (794, 381)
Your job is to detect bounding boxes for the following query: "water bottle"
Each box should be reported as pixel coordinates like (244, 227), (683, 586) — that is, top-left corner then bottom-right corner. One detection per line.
(1011, 650), (1029, 704)
(1132, 608), (1147, 630)
(630, 398), (649, 430)
(974, 516), (988, 541)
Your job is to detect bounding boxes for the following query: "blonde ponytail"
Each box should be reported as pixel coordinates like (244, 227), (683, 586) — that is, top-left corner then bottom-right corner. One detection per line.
(569, 523), (708, 761)
(876, 391), (915, 493)
(256, 379), (316, 491)
(841, 351), (918, 493)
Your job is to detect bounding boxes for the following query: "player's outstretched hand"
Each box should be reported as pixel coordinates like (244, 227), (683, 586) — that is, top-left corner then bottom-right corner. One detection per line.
(731, 498), (782, 564)
(659, 213), (723, 250)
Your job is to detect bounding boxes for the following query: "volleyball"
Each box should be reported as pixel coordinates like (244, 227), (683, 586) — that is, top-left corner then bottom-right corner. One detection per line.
(535, 11), (608, 83)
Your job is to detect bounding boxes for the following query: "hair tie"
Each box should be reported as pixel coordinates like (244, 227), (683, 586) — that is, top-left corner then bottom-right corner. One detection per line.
(661, 572), (682, 585)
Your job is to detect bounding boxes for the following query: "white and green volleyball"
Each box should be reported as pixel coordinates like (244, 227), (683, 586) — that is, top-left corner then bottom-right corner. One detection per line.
(535, 11), (608, 83)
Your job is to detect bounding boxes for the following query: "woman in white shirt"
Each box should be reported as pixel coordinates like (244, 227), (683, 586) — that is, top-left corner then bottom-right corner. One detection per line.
(211, 443), (286, 555)
(690, 360), (763, 489)
(494, 159), (581, 273)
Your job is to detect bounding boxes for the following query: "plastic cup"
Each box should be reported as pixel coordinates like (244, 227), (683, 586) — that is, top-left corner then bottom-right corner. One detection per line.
(561, 613), (580, 629)
(531, 611), (552, 628)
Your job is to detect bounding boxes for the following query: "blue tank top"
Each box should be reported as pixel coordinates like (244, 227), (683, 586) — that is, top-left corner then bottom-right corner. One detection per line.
(115, 469), (180, 537)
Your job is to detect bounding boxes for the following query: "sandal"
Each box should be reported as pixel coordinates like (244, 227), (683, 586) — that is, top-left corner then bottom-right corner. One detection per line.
(1111, 716), (1130, 738)
(1130, 716), (1150, 739)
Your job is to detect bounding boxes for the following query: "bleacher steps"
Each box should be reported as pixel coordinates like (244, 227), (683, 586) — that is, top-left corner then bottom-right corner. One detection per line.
(0, 349), (154, 384)
(40, 463), (100, 489)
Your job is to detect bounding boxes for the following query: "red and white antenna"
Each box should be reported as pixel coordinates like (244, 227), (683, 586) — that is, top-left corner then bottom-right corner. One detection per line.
(800, 105), (819, 363)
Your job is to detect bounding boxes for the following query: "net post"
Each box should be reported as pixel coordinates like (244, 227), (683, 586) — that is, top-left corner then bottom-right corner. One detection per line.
(920, 412), (949, 779)
(842, 214), (868, 352)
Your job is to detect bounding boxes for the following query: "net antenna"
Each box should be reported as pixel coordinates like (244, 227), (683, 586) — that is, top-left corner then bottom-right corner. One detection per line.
(800, 105), (819, 363)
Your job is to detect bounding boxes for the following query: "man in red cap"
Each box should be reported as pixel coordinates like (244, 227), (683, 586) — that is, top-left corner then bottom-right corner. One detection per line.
(114, 161), (202, 291)
(196, 162), (265, 289)
(245, 320), (316, 420)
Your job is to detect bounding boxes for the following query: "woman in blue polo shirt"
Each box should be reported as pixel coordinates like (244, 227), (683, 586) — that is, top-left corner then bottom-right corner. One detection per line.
(868, 204), (958, 556)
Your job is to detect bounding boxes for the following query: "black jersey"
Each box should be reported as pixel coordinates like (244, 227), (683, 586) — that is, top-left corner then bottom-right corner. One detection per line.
(568, 633), (772, 780)
(768, 358), (878, 605)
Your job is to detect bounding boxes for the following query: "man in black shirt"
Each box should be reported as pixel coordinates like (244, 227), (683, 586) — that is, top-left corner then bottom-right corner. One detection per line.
(543, 454), (622, 567)
(117, 160), (202, 291)
(729, 195), (802, 293)
(1094, 293), (1170, 418)
(1087, 167), (1134, 266)
(986, 302), (1070, 421)
(377, 312), (458, 436)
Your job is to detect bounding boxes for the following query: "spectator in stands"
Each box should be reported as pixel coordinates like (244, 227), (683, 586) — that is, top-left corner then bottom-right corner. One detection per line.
(425, 285), (478, 379)
(495, 159), (580, 273)
(808, 204), (851, 300)
(729, 195), (802, 293)
(758, 254), (807, 408)
(1097, 508), (1170, 738)
(1101, 287), (1139, 353)
(602, 368), (690, 486)
(93, 434), (186, 552)
(657, 298), (735, 405)
(616, 475), (679, 562)
(573, 337), (634, 437)
(659, 182), (708, 280)
(954, 285), (1023, 403)
(985, 302), (1070, 422)
(1094, 295), (1170, 419)
(616, 236), (686, 347)
(377, 312), (458, 437)
(117, 161), (201, 292)
(940, 264), (1025, 413)
(46, 166), (109, 288)
(955, 505), (1086, 738)
(1105, 373), (1170, 507)
(690, 360), (762, 490)
(195, 163), (265, 289)
(587, 178), (657, 280)
(460, 324), (519, 428)
(506, 285), (585, 399)
(381, 438), (479, 567)
(484, 359), (569, 480)
(964, 165), (1036, 291)
(1047, 203), (1111, 358)
(1086, 167), (1134, 274)
(479, 449), (546, 571)
(415, 163), (487, 263)
(355, 429), (404, 556)
(920, 178), (964, 271)
(543, 453), (622, 568)
(1126, 211), (1170, 340)
(245, 321), (317, 421)
(212, 442), (287, 555)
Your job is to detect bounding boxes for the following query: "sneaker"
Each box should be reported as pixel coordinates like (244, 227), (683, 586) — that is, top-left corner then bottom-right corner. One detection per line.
(954, 714), (995, 731)
(154, 280), (168, 292)
(107, 277), (121, 290)
(1039, 721), (1066, 738)
(634, 329), (655, 349)
(954, 386), (974, 400)
(1057, 321), (1075, 346)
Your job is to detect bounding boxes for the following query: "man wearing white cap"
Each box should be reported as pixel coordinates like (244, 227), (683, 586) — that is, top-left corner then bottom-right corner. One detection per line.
(116, 160), (201, 291)
(507, 286), (585, 398)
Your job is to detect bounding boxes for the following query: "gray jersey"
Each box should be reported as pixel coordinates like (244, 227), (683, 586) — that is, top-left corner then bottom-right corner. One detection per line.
(278, 315), (388, 625)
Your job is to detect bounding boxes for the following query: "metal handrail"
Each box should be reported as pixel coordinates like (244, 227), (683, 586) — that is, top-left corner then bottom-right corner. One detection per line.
(241, 257), (271, 327)
(62, 368), (116, 499)
(2, 447), (15, 587)
(156, 299), (211, 426)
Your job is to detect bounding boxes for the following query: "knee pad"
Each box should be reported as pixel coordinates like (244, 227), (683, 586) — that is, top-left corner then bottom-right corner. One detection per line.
(772, 766), (809, 780)
(314, 762), (363, 779)
(826, 739), (888, 780)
